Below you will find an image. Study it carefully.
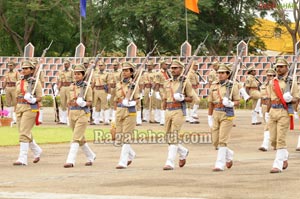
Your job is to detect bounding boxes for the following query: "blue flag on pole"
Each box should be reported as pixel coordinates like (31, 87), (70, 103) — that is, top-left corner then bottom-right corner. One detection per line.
(80, 0), (86, 18)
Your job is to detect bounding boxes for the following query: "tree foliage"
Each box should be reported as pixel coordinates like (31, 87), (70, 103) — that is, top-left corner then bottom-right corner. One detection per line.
(0, 0), (286, 56)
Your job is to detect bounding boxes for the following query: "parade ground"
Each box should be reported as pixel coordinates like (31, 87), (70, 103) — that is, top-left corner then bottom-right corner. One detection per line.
(1, 108), (300, 199)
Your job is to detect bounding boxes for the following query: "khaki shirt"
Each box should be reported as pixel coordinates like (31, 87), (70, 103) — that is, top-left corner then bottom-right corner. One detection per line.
(207, 81), (240, 104)
(155, 69), (171, 92)
(163, 78), (194, 103)
(114, 79), (140, 103)
(15, 78), (42, 113)
(260, 83), (269, 99)
(155, 69), (171, 85)
(58, 69), (74, 83)
(67, 83), (93, 104)
(208, 70), (218, 84)
(140, 70), (156, 87)
(92, 71), (111, 86)
(245, 75), (260, 88)
(188, 70), (200, 88)
(111, 70), (122, 84)
(267, 75), (299, 101)
(4, 70), (20, 84)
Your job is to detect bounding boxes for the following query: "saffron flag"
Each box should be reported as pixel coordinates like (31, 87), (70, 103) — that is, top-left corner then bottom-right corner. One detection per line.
(80, 0), (86, 18)
(185, 0), (200, 14)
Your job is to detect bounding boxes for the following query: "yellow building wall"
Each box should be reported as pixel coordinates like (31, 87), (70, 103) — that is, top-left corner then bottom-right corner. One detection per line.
(253, 18), (295, 53)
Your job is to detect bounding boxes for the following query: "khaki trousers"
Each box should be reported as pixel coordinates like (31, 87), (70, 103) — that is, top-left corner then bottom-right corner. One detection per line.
(69, 110), (89, 146)
(212, 110), (233, 148)
(109, 88), (116, 109)
(17, 110), (37, 142)
(93, 89), (108, 111)
(269, 108), (289, 149)
(116, 107), (136, 143)
(165, 109), (184, 144)
(60, 86), (70, 111)
(144, 88), (155, 109)
(5, 87), (17, 107)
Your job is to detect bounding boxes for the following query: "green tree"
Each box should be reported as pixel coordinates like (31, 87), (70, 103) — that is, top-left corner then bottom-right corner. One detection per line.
(271, 0), (300, 53)
(0, 0), (265, 56)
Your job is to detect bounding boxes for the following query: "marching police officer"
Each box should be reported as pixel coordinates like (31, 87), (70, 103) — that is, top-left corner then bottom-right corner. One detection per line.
(64, 64), (96, 168)
(258, 68), (276, 151)
(13, 61), (42, 166)
(245, 66), (262, 125)
(114, 62), (139, 169)
(266, 58), (299, 173)
(207, 64), (240, 171)
(154, 59), (172, 126)
(140, 61), (156, 123)
(109, 60), (122, 122)
(91, 61), (112, 125)
(187, 62), (201, 124)
(57, 58), (74, 124)
(162, 60), (193, 170)
(3, 61), (20, 123)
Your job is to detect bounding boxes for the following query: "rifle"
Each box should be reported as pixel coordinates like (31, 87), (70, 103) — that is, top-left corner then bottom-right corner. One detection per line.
(28, 40), (53, 95)
(177, 34), (209, 93)
(226, 45), (247, 100)
(285, 50), (300, 93)
(227, 38), (252, 99)
(126, 44), (157, 101)
(51, 83), (59, 122)
(82, 53), (102, 98)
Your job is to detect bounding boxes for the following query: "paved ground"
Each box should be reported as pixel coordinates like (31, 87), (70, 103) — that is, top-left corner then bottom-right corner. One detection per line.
(1, 108), (300, 199)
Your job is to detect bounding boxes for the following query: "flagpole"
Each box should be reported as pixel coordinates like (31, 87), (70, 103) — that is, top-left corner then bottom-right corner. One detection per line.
(185, 8), (188, 42)
(80, 15), (82, 43)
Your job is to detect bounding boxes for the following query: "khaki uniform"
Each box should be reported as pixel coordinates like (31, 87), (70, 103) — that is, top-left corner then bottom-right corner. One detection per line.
(208, 70), (218, 86)
(188, 70), (200, 106)
(267, 76), (299, 149)
(4, 69), (20, 107)
(260, 83), (269, 131)
(110, 70), (122, 109)
(245, 75), (261, 109)
(92, 71), (111, 111)
(58, 69), (74, 111)
(155, 69), (171, 108)
(207, 81), (240, 148)
(162, 75), (193, 170)
(114, 79), (139, 134)
(163, 78), (194, 143)
(140, 70), (156, 122)
(63, 64), (96, 168)
(15, 78), (42, 143)
(67, 83), (93, 145)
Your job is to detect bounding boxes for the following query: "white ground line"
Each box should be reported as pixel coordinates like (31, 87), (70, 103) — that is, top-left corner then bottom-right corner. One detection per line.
(0, 192), (205, 199)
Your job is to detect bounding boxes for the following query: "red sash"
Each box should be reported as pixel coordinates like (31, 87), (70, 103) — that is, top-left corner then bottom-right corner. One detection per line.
(273, 79), (294, 130)
(162, 71), (169, 80)
(20, 79), (25, 95)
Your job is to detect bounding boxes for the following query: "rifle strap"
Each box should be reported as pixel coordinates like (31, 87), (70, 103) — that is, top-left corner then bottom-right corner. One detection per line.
(273, 79), (294, 130)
